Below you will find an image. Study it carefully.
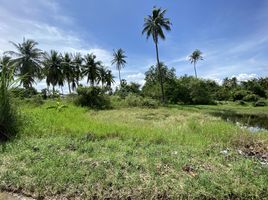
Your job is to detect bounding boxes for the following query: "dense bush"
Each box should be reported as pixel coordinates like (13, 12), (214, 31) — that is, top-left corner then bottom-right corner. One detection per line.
(75, 86), (111, 109)
(125, 94), (143, 107)
(242, 94), (259, 102)
(0, 58), (20, 141)
(24, 94), (44, 106)
(124, 94), (159, 108)
(232, 90), (248, 101)
(189, 79), (214, 104)
(10, 87), (38, 99)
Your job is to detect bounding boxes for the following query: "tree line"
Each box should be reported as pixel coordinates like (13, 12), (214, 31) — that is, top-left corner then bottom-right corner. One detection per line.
(0, 39), (128, 95)
(0, 6), (267, 106)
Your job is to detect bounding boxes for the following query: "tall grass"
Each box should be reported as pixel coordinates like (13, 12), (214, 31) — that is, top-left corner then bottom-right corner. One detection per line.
(0, 56), (20, 141)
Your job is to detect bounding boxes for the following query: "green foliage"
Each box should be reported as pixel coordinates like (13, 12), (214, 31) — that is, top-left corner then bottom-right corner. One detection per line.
(0, 57), (20, 141)
(75, 86), (111, 109)
(124, 94), (143, 107)
(232, 90), (248, 101)
(189, 49), (203, 78)
(110, 94), (159, 108)
(10, 87), (38, 99)
(47, 101), (67, 112)
(143, 73), (215, 105)
(243, 94), (259, 102)
(114, 80), (141, 98)
(0, 102), (267, 199)
(7, 39), (43, 89)
(111, 48), (127, 85)
(190, 79), (214, 104)
(142, 64), (177, 101)
(26, 95), (44, 106)
(141, 97), (159, 108)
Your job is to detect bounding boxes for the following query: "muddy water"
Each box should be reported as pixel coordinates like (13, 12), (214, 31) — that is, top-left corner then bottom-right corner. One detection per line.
(211, 111), (268, 132)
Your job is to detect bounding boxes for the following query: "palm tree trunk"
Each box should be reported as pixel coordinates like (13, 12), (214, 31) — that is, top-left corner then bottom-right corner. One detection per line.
(155, 41), (165, 103)
(52, 85), (55, 96)
(68, 81), (71, 94)
(118, 69), (122, 87)
(194, 61), (197, 78)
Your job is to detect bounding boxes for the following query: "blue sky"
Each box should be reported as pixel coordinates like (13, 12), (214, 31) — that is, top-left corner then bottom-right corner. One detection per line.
(0, 0), (268, 90)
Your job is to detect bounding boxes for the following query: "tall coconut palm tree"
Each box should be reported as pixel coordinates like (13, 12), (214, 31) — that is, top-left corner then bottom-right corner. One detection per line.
(83, 53), (101, 86)
(105, 70), (115, 89)
(62, 52), (73, 94)
(189, 49), (203, 78)
(97, 65), (108, 88)
(43, 50), (63, 94)
(111, 48), (127, 87)
(72, 53), (83, 88)
(142, 7), (171, 103)
(6, 39), (43, 89)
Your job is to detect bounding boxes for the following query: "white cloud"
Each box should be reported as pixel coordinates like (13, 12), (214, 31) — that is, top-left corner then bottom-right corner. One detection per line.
(232, 73), (258, 82)
(126, 72), (145, 86)
(0, 0), (116, 92)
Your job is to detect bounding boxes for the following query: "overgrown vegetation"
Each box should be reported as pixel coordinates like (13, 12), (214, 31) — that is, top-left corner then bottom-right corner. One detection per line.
(0, 4), (267, 200)
(0, 56), (20, 141)
(75, 86), (111, 109)
(0, 101), (267, 199)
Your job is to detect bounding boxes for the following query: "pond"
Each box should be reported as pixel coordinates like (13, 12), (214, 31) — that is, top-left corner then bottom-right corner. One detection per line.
(211, 111), (268, 132)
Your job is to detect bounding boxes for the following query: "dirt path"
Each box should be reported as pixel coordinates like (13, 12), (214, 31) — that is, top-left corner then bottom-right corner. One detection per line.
(0, 192), (34, 200)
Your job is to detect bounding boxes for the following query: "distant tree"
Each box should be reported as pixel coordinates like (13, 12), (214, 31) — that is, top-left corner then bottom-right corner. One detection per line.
(97, 65), (108, 88)
(111, 48), (127, 87)
(83, 53), (101, 86)
(105, 70), (115, 90)
(72, 53), (83, 87)
(62, 53), (74, 94)
(223, 77), (238, 89)
(142, 7), (171, 103)
(43, 50), (63, 94)
(189, 49), (203, 78)
(6, 39), (43, 89)
(142, 63), (176, 100)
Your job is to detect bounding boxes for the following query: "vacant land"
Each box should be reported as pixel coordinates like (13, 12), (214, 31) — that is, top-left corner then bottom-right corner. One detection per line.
(0, 101), (267, 199)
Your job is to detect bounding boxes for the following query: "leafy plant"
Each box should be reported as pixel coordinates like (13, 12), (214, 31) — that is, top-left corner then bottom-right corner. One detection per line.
(75, 86), (111, 109)
(0, 56), (20, 140)
(47, 101), (68, 112)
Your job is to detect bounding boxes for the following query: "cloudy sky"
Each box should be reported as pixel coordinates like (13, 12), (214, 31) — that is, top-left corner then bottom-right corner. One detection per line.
(0, 0), (268, 90)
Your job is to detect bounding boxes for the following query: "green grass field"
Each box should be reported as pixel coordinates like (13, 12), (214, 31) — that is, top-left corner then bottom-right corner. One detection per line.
(0, 100), (267, 199)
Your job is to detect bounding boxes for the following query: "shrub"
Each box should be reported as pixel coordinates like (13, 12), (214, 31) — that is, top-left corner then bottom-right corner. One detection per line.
(75, 86), (111, 109)
(232, 90), (248, 101)
(41, 88), (49, 99)
(10, 87), (38, 99)
(25, 95), (44, 106)
(124, 94), (159, 108)
(141, 97), (159, 108)
(243, 94), (259, 102)
(0, 59), (20, 141)
(125, 94), (143, 107)
(237, 100), (246, 105)
(189, 80), (214, 105)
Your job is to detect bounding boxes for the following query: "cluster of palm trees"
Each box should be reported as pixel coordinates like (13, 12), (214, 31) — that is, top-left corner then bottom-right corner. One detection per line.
(1, 6), (203, 100)
(1, 39), (122, 94)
